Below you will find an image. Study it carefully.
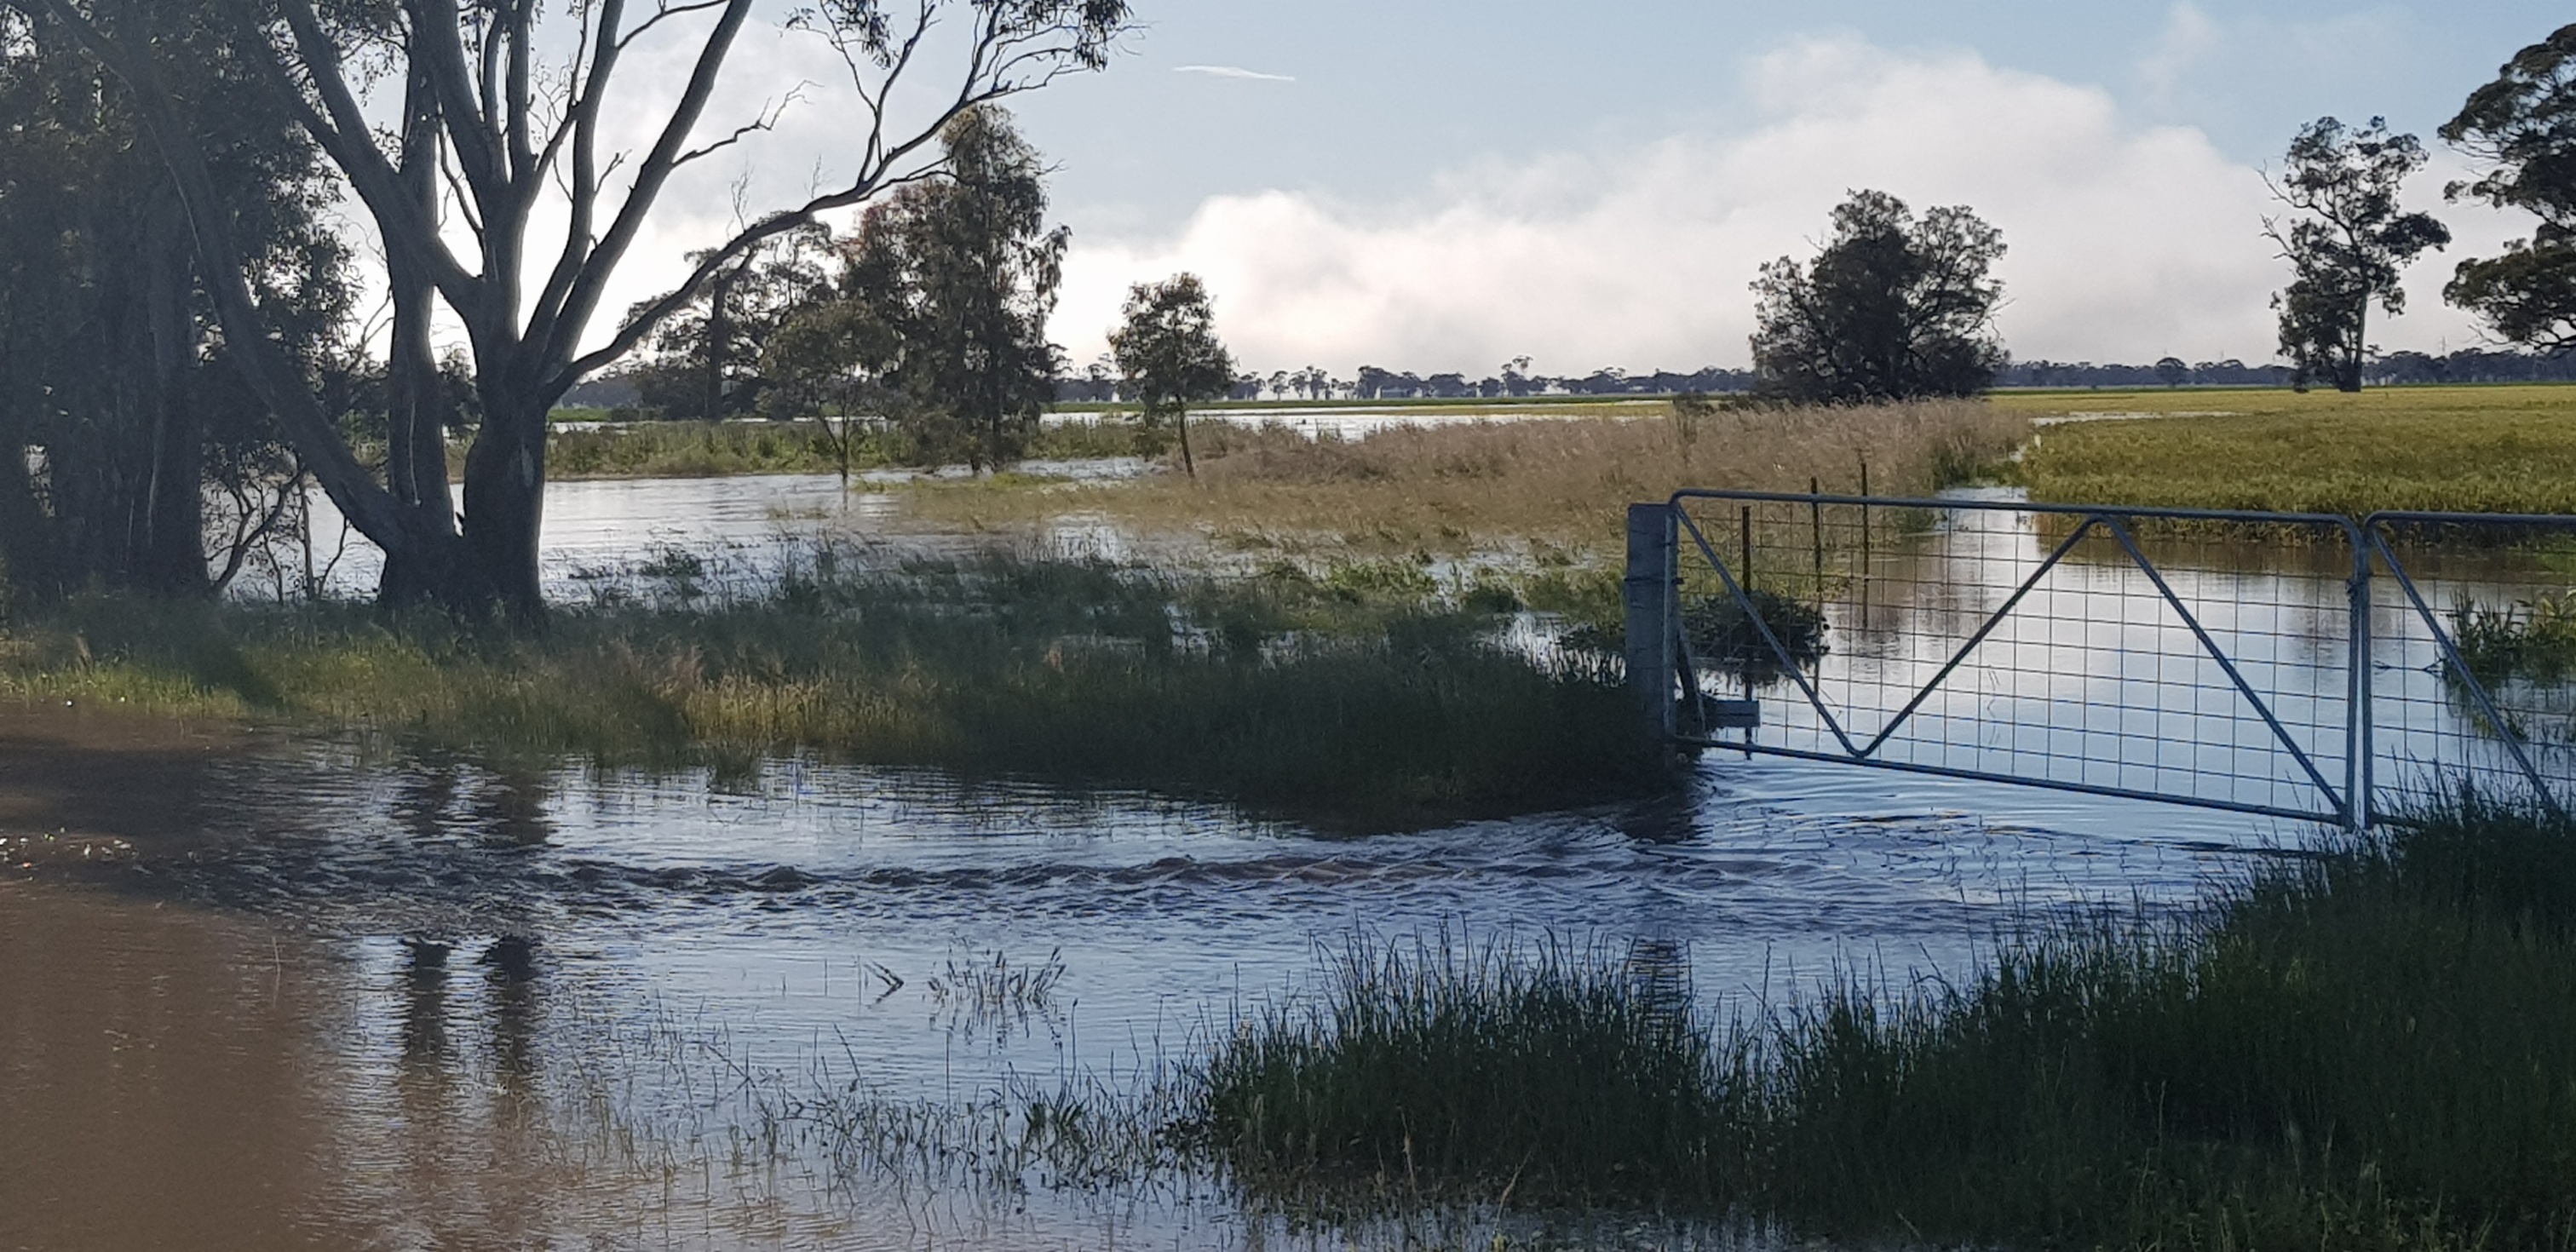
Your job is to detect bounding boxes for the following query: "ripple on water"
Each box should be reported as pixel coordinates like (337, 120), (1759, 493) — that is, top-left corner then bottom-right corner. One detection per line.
(3, 734), (2295, 1249)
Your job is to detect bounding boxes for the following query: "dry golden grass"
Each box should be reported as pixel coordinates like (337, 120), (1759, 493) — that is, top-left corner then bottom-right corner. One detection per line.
(900, 399), (2028, 560)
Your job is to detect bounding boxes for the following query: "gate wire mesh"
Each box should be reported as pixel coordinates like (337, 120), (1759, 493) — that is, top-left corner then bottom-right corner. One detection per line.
(1665, 491), (2365, 825)
(2363, 513), (2576, 822)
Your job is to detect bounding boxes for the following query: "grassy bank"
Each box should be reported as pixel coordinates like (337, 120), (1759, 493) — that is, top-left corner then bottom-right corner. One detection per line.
(905, 399), (2028, 559)
(509, 417), (1167, 480)
(2005, 384), (2576, 517)
(1195, 796), (2576, 1247)
(0, 553), (1666, 830)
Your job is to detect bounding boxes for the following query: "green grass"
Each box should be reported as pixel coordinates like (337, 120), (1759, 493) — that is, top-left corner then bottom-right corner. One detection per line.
(0, 553), (1670, 830)
(538, 420), (860, 478)
(2003, 384), (2576, 517)
(1194, 933), (1748, 1211)
(1192, 795), (2576, 1247)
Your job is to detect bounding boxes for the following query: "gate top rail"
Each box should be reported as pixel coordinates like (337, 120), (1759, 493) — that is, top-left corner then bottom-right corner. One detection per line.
(2365, 510), (2576, 532)
(1669, 488), (2366, 541)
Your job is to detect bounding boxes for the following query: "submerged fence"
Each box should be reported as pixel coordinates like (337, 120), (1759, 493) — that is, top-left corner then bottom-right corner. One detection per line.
(1624, 491), (2576, 828)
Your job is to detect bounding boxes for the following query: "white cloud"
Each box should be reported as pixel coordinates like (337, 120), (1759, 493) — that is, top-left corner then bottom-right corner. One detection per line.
(1173, 64), (1296, 83)
(2139, 3), (2220, 106)
(1054, 37), (2501, 376)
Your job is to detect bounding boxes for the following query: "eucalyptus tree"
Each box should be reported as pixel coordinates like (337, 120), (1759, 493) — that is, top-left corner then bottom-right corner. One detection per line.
(0, 5), (349, 598)
(2441, 23), (2576, 355)
(1749, 190), (2007, 403)
(2265, 117), (2451, 393)
(1108, 273), (1233, 478)
(13, 0), (1130, 614)
(848, 106), (1068, 471)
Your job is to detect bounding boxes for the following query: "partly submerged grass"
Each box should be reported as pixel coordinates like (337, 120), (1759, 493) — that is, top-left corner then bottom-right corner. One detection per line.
(2006, 384), (2576, 518)
(1193, 933), (1748, 1212)
(902, 399), (2029, 560)
(1193, 795), (2576, 1248)
(0, 553), (1668, 830)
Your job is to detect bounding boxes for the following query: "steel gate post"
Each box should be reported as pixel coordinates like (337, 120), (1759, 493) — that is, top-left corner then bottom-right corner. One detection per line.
(1625, 503), (1679, 739)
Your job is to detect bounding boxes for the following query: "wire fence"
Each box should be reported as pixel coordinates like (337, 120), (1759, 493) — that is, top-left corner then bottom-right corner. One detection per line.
(1645, 491), (2576, 827)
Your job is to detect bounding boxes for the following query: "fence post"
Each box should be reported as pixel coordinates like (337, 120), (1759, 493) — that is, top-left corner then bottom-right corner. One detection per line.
(2347, 531), (2373, 831)
(1625, 503), (1678, 739)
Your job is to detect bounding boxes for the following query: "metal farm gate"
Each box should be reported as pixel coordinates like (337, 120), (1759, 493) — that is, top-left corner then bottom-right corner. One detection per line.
(1623, 492), (2576, 829)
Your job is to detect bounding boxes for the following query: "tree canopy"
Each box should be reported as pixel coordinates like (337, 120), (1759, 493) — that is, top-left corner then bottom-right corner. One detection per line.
(2267, 117), (2452, 393)
(0, 6), (353, 600)
(7, 0), (1129, 614)
(2442, 23), (2576, 355)
(1748, 190), (2007, 404)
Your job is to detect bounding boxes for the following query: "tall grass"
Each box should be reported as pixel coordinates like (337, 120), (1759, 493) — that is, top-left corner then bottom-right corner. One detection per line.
(1195, 933), (1749, 1211)
(0, 552), (1669, 830)
(903, 399), (2028, 559)
(1192, 795), (2576, 1248)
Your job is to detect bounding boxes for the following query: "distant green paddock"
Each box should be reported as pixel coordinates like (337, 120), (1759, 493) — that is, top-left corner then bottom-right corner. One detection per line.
(1998, 384), (2576, 517)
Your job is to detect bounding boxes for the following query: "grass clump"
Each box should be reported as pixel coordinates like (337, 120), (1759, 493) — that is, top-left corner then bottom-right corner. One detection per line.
(0, 552), (1669, 830)
(1195, 933), (1747, 1210)
(1191, 795), (2576, 1247)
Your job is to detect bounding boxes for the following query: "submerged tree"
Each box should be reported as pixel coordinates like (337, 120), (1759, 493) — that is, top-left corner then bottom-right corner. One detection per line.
(1108, 273), (1233, 478)
(2441, 23), (2576, 355)
(1749, 190), (2007, 404)
(846, 106), (1069, 472)
(10, 0), (1129, 615)
(2266, 117), (2452, 393)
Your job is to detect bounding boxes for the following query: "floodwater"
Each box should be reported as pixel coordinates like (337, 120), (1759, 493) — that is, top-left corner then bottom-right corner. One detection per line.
(8, 472), (2567, 1249)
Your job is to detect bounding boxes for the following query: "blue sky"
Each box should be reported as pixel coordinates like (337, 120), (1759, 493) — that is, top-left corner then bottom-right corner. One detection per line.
(972, 2), (2567, 375)
(1022, 2), (2556, 235)
(592, 3), (2567, 377)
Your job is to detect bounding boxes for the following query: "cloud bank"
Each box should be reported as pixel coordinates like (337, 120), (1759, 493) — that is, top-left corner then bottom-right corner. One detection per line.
(1055, 37), (2496, 376)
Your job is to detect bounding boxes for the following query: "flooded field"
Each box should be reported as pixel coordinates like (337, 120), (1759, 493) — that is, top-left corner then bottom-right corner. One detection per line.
(9, 469), (2570, 1249)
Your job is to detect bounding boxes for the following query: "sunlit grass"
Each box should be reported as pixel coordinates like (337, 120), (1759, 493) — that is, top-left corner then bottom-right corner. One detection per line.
(2004, 384), (2576, 518)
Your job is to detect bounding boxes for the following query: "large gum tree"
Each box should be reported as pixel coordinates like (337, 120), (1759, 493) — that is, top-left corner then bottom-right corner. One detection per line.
(14, 0), (1129, 614)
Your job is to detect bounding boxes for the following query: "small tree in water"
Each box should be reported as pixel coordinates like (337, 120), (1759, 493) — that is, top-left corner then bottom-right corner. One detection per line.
(1110, 274), (1235, 478)
(2267, 117), (2452, 393)
(1749, 190), (2007, 404)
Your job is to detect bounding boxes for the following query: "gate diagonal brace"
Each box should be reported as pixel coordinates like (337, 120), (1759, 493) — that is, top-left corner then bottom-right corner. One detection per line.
(2102, 517), (2344, 813)
(1855, 516), (2105, 761)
